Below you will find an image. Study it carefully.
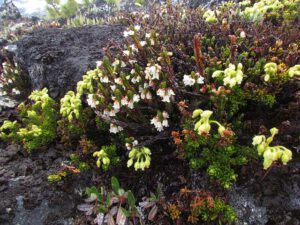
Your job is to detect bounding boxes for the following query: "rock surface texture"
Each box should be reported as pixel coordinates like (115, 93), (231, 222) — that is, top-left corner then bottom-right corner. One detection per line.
(16, 25), (124, 99)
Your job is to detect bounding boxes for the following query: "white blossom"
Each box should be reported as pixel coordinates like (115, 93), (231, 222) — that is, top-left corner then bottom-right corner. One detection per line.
(157, 88), (175, 102)
(121, 96), (129, 106)
(113, 101), (120, 111)
(140, 41), (146, 47)
(123, 50), (130, 56)
(197, 76), (205, 84)
(96, 60), (102, 68)
(150, 111), (169, 132)
(240, 31), (246, 38)
(133, 94), (140, 103)
(134, 25), (141, 31)
(100, 76), (109, 83)
(87, 94), (98, 108)
(12, 88), (20, 95)
(183, 75), (196, 86)
(109, 124), (123, 134)
(145, 64), (161, 80)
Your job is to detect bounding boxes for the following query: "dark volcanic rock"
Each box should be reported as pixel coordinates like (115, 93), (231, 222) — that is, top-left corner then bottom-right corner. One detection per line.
(0, 0), (21, 20)
(16, 25), (124, 99)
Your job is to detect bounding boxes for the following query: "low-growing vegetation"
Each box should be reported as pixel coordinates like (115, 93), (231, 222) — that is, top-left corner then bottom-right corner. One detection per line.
(0, 0), (299, 223)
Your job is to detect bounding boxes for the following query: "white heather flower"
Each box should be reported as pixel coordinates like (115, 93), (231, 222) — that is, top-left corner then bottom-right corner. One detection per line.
(240, 31), (246, 38)
(140, 41), (146, 47)
(150, 116), (164, 132)
(87, 94), (98, 108)
(130, 69), (136, 74)
(134, 25), (141, 31)
(109, 124), (123, 134)
(96, 60), (102, 68)
(151, 111), (169, 132)
(143, 14), (150, 19)
(12, 88), (20, 95)
(129, 59), (137, 64)
(145, 33), (151, 38)
(133, 94), (140, 103)
(162, 119), (169, 127)
(123, 50), (130, 56)
(127, 100), (134, 109)
(110, 85), (116, 91)
(112, 60), (120, 67)
(123, 31), (129, 37)
(103, 109), (110, 117)
(121, 96), (129, 106)
(115, 78), (123, 85)
(109, 110), (116, 117)
(197, 76), (205, 84)
(145, 64), (161, 80)
(183, 75), (196, 86)
(100, 76), (109, 83)
(150, 39), (155, 46)
(130, 44), (138, 53)
(157, 88), (175, 103)
(162, 111), (169, 119)
(113, 101), (120, 111)
(121, 61), (126, 68)
(146, 92), (152, 100)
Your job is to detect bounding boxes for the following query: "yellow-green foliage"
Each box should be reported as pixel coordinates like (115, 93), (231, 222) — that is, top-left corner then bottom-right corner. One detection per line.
(60, 91), (82, 122)
(0, 88), (58, 151)
(252, 128), (292, 169)
(127, 147), (151, 171)
(240, 0), (300, 22)
(66, 14), (104, 28)
(46, 0), (80, 19)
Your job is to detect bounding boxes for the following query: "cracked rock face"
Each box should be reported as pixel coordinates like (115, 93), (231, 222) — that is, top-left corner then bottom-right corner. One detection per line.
(16, 25), (124, 99)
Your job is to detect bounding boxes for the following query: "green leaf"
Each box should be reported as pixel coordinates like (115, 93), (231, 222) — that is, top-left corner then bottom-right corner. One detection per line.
(127, 191), (136, 207)
(121, 207), (131, 217)
(111, 176), (120, 194)
(98, 204), (106, 213)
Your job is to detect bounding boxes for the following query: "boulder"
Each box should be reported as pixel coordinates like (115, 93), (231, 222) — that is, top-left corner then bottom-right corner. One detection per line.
(0, 0), (21, 20)
(16, 25), (124, 99)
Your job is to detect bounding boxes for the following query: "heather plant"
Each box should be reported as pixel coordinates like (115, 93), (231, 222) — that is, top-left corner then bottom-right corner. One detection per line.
(93, 144), (121, 171)
(66, 14), (104, 27)
(0, 53), (31, 99)
(252, 127), (293, 169)
(166, 188), (236, 224)
(56, 0), (299, 183)
(0, 88), (58, 151)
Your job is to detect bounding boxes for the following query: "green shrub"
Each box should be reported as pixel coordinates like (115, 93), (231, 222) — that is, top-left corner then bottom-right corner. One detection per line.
(0, 88), (58, 151)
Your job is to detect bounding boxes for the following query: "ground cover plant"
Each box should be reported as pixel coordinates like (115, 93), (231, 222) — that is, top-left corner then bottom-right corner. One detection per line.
(0, 0), (299, 224)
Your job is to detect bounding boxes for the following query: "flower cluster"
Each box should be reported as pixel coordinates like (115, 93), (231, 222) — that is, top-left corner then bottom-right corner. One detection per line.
(92, 144), (120, 171)
(288, 65), (300, 78)
(212, 63), (244, 88)
(264, 62), (277, 82)
(240, 0), (300, 22)
(127, 147), (151, 171)
(183, 72), (205, 87)
(203, 10), (217, 23)
(150, 111), (169, 132)
(252, 128), (293, 169)
(60, 91), (82, 122)
(192, 109), (227, 137)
